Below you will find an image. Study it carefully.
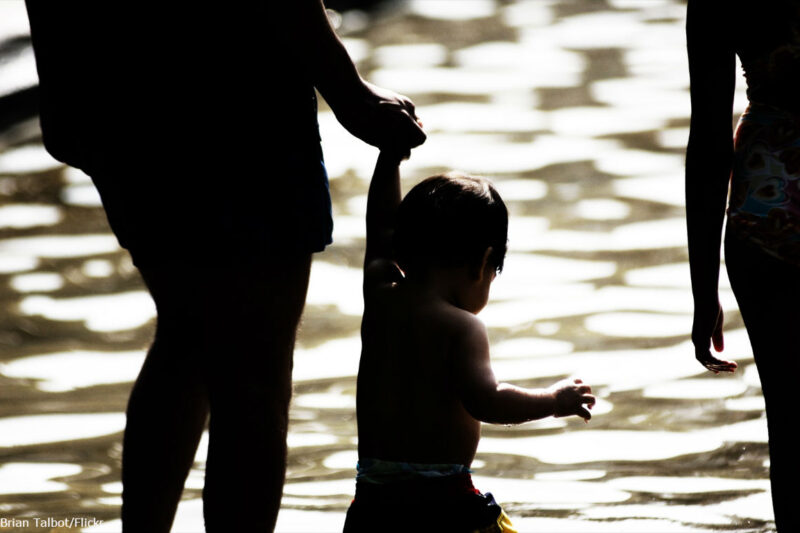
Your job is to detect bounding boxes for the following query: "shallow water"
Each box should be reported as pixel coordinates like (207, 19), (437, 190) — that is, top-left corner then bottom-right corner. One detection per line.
(0, 0), (775, 532)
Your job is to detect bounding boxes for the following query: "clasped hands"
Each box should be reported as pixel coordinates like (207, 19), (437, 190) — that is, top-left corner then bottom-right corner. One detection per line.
(332, 80), (426, 157)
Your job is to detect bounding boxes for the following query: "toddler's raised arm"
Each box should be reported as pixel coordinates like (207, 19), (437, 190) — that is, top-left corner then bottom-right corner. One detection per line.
(362, 151), (414, 296)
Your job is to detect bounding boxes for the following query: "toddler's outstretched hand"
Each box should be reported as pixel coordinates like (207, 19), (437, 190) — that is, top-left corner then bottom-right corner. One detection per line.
(549, 378), (595, 421)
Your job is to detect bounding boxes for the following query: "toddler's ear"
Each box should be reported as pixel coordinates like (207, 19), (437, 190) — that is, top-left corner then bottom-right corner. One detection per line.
(472, 247), (494, 281)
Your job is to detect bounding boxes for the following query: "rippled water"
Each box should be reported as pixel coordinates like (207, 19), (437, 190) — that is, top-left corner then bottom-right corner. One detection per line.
(0, 0), (775, 531)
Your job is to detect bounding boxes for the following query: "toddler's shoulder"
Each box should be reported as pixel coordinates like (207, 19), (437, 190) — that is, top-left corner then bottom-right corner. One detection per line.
(431, 301), (489, 344)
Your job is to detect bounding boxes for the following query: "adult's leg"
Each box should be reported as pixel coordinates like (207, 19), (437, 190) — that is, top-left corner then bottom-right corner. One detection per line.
(725, 236), (800, 533)
(122, 254), (312, 532)
(121, 265), (212, 533)
(201, 255), (312, 532)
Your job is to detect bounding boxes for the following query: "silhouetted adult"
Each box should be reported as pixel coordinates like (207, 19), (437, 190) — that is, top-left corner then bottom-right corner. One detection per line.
(686, 1), (800, 530)
(25, 1), (424, 532)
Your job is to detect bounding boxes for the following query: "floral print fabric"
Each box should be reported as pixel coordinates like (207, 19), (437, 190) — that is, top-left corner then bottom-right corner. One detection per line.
(728, 104), (800, 265)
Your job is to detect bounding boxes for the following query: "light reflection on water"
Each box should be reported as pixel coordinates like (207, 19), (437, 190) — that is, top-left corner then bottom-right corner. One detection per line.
(0, 0), (775, 532)
(0, 413), (125, 447)
(0, 204), (62, 229)
(0, 350), (145, 392)
(0, 463), (83, 495)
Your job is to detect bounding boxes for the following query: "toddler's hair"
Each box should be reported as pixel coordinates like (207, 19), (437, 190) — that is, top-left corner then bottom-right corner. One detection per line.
(393, 173), (508, 275)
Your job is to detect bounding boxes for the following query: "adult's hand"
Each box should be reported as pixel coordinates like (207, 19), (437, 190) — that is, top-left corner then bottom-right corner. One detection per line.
(331, 80), (426, 154)
(692, 298), (737, 373)
(298, 0), (425, 153)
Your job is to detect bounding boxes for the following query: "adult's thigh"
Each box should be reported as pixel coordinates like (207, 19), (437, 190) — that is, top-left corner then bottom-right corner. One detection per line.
(725, 235), (800, 529)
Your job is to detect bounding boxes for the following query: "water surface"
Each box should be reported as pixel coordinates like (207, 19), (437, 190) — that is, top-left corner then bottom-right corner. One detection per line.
(0, 1), (774, 531)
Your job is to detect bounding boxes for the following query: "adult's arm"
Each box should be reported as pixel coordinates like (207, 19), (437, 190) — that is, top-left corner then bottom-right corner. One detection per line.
(685, 0), (737, 373)
(290, 0), (425, 151)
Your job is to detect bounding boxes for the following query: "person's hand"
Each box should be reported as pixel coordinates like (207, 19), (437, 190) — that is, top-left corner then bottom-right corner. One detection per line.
(549, 378), (595, 421)
(692, 298), (737, 373)
(330, 80), (426, 153)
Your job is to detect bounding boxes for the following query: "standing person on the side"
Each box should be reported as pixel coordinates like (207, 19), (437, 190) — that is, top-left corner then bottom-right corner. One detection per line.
(24, 1), (424, 531)
(686, 1), (800, 530)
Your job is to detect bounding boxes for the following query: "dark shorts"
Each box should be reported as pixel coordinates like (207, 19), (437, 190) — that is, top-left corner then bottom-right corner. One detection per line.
(85, 141), (333, 268)
(343, 474), (515, 532)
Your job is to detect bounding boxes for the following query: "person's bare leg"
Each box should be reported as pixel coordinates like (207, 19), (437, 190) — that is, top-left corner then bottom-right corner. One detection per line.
(735, 313), (800, 533)
(121, 266), (211, 533)
(726, 237), (800, 533)
(202, 255), (312, 532)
